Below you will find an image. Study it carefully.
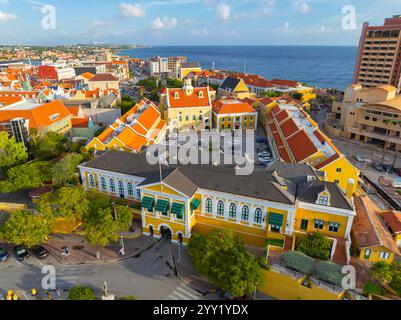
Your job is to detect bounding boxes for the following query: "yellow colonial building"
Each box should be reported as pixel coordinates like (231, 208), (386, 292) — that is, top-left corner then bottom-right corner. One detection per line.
(352, 196), (400, 263)
(218, 76), (255, 100)
(78, 151), (356, 265)
(212, 98), (258, 130)
(160, 79), (214, 131)
(264, 103), (360, 194)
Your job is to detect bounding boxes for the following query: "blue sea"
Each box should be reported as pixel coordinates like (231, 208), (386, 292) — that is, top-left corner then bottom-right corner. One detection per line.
(119, 46), (357, 90)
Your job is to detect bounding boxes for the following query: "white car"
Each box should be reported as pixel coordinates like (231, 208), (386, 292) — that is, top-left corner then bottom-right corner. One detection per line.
(258, 151), (271, 157)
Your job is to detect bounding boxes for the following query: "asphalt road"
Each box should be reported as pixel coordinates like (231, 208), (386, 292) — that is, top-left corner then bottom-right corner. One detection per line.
(0, 237), (220, 300)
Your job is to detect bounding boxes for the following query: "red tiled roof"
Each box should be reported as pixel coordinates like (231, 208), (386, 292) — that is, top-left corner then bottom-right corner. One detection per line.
(381, 211), (401, 233)
(278, 146), (291, 163)
(275, 109), (290, 123)
(89, 73), (118, 82)
(314, 153), (340, 170)
(286, 130), (318, 162)
(271, 79), (299, 88)
(353, 196), (400, 254)
(313, 130), (326, 144)
(280, 118), (299, 138)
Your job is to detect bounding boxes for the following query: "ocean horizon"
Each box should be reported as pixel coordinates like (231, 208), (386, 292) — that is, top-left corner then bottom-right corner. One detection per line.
(120, 45), (358, 90)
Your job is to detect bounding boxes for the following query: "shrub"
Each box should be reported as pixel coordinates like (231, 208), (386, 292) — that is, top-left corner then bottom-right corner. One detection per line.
(283, 251), (315, 274)
(296, 232), (332, 261)
(119, 296), (138, 300)
(314, 261), (343, 286)
(363, 282), (384, 296)
(68, 286), (96, 300)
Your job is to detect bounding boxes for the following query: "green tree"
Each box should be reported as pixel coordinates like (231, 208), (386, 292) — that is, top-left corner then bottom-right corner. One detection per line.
(117, 95), (137, 115)
(115, 205), (133, 231)
(363, 282), (384, 296)
(0, 210), (51, 248)
(0, 161), (51, 193)
(166, 78), (184, 88)
(51, 153), (83, 187)
(296, 232), (332, 261)
(262, 91), (281, 98)
(188, 229), (263, 297)
(30, 131), (68, 160)
(0, 132), (28, 174)
(68, 286), (96, 300)
(37, 186), (89, 220)
(83, 207), (119, 247)
(371, 261), (393, 285)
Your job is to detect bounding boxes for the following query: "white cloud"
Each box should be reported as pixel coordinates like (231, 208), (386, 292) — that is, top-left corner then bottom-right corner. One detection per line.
(296, 1), (310, 14)
(216, 3), (231, 21)
(120, 3), (145, 18)
(191, 28), (208, 36)
(149, 16), (178, 30)
(0, 11), (16, 22)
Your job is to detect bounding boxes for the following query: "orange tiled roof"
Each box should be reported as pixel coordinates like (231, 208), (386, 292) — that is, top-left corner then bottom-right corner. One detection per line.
(353, 196), (400, 254)
(0, 100), (71, 130)
(0, 96), (23, 107)
(286, 130), (318, 162)
(167, 87), (211, 109)
(71, 117), (89, 128)
(80, 72), (95, 80)
(212, 99), (256, 115)
(271, 79), (299, 87)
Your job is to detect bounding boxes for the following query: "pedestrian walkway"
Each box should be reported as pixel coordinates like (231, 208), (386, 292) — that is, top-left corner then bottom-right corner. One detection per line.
(168, 283), (202, 301)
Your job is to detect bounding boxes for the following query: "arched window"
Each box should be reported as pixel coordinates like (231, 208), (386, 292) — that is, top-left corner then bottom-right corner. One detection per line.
(241, 206), (250, 221)
(118, 181), (125, 198)
(127, 183), (134, 197)
(229, 203), (237, 218)
(205, 198), (213, 213)
(89, 174), (95, 188)
(109, 179), (116, 193)
(217, 201), (224, 216)
(100, 177), (107, 191)
(254, 208), (263, 224)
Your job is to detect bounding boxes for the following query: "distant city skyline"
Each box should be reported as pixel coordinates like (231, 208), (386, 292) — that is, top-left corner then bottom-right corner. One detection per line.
(0, 0), (400, 46)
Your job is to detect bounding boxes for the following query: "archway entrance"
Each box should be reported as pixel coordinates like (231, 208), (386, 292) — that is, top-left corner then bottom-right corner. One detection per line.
(160, 226), (172, 242)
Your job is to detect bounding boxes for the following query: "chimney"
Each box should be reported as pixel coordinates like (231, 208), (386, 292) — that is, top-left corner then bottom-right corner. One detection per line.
(346, 178), (355, 199)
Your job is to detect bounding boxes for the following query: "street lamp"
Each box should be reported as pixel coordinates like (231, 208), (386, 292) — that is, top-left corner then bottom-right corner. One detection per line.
(113, 202), (126, 256)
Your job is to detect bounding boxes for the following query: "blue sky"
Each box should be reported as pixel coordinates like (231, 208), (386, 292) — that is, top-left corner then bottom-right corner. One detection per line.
(0, 0), (400, 45)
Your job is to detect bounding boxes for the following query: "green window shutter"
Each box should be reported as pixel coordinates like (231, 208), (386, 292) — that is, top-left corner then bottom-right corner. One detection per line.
(300, 219), (309, 231)
(268, 213), (284, 226)
(364, 248), (372, 260)
(190, 199), (201, 211)
(141, 197), (155, 210)
(171, 203), (185, 219)
(156, 199), (169, 213)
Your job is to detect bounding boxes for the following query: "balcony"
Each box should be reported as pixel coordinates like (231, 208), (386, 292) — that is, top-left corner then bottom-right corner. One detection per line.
(347, 127), (401, 144)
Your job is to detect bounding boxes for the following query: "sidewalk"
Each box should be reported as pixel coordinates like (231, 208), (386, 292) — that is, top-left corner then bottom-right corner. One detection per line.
(171, 244), (215, 295)
(45, 223), (158, 265)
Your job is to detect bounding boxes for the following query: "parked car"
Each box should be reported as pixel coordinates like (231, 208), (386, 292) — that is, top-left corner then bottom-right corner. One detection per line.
(0, 245), (9, 262)
(256, 137), (268, 144)
(258, 151), (271, 158)
(395, 168), (401, 176)
(353, 154), (368, 163)
(372, 163), (384, 172)
(382, 164), (395, 174)
(30, 245), (49, 260)
(13, 245), (29, 261)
